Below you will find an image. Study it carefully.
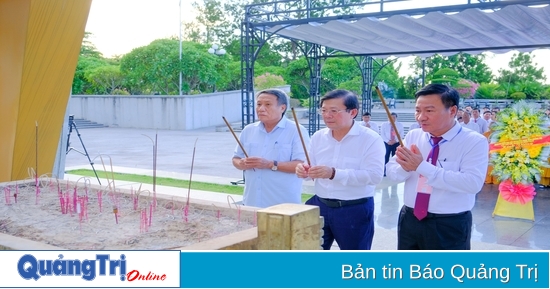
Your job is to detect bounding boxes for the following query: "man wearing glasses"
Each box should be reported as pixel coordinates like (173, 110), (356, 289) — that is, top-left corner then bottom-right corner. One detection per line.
(296, 89), (385, 250)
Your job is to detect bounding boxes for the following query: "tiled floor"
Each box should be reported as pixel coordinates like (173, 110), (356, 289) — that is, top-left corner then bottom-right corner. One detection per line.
(373, 178), (550, 250)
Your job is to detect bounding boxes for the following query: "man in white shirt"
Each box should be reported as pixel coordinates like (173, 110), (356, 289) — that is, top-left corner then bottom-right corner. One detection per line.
(296, 89), (385, 250)
(386, 84), (488, 250)
(359, 112), (379, 134)
(472, 108), (489, 133)
(460, 111), (481, 133)
(483, 110), (493, 127)
(381, 112), (404, 176)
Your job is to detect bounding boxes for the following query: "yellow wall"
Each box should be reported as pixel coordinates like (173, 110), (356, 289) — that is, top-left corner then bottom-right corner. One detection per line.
(0, 0), (91, 182)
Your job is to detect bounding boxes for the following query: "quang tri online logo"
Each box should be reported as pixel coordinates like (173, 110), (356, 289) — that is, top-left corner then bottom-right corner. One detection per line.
(17, 253), (167, 282)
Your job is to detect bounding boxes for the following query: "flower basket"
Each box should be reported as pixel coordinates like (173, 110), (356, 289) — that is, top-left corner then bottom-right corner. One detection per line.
(489, 101), (550, 221)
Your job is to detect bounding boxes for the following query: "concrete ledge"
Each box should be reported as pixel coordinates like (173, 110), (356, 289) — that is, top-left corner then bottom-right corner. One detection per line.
(0, 233), (65, 250)
(180, 228), (258, 250)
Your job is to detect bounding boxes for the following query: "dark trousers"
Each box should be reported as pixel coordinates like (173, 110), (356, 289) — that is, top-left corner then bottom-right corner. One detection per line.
(306, 195), (374, 250)
(384, 142), (399, 164)
(397, 205), (472, 250)
(384, 142), (399, 175)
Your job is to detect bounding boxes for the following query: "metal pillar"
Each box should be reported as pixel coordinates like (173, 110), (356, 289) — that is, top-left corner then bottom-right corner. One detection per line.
(360, 56), (374, 114)
(307, 44), (322, 135)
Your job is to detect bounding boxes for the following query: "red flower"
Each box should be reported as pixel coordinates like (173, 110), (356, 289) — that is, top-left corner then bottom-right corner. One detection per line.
(498, 180), (536, 205)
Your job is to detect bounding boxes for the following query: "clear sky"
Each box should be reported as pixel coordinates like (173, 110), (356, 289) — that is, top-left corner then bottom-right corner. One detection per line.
(84, 0), (550, 82)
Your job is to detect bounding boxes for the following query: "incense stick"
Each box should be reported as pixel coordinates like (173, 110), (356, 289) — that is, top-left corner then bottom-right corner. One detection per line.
(375, 86), (404, 147)
(222, 116), (255, 171)
(222, 116), (249, 157)
(290, 107), (311, 165)
(185, 138), (198, 212)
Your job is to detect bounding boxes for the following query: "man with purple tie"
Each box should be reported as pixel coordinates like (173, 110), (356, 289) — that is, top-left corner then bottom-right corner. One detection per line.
(386, 84), (488, 250)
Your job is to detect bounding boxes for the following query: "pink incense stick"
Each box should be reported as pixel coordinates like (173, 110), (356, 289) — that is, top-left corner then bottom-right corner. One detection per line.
(253, 211), (257, 227)
(148, 203), (153, 227)
(97, 191), (103, 213)
(238, 206), (241, 225)
(4, 187), (10, 205)
(73, 187), (77, 211)
(60, 196), (66, 214)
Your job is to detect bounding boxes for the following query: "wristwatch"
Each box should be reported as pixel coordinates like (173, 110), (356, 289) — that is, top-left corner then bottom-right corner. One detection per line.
(271, 160), (278, 171)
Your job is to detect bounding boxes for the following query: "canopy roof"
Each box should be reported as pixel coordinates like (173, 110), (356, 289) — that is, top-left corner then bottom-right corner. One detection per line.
(262, 2), (550, 58)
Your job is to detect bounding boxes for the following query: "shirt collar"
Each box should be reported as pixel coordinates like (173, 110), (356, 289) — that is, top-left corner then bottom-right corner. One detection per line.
(428, 121), (461, 142)
(257, 117), (287, 132)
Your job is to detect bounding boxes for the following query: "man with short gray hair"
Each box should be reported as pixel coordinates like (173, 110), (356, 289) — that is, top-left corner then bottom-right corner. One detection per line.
(232, 89), (310, 208)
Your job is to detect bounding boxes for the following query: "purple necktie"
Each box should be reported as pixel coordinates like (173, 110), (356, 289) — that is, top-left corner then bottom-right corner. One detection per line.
(414, 136), (443, 221)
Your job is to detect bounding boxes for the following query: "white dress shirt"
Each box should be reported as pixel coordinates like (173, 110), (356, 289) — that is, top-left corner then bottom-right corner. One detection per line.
(359, 120), (379, 134)
(380, 121), (404, 143)
(234, 117), (310, 208)
(386, 121), (488, 213)
(310, 122), (385, 200)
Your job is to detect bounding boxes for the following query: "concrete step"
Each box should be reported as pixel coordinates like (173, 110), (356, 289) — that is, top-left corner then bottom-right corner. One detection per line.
(370, 112), (416, 122)
(72, 118), (108, 129)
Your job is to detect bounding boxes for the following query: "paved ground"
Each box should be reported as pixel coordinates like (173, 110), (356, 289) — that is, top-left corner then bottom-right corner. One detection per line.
(64, 111), (550, 250)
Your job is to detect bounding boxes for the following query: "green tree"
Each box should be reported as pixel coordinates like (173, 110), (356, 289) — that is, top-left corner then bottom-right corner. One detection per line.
(411, 53), (492, 84)
(72, 32), (109, 94)
(430, 68), (460, 85)
(496, 52), (546, 99)
(85, 65), (124, 95)
(120, 39), (226, 95)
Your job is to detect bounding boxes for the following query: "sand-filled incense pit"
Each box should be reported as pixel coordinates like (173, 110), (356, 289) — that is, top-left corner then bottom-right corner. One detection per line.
(0, 178), (255, 250)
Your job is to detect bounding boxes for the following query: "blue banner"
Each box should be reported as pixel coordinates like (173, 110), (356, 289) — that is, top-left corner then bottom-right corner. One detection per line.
(179, 251), (549, 288)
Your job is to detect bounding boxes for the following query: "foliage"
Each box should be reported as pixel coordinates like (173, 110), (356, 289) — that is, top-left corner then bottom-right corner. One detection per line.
(510, 91), (527, 101)
(119, 39), (227, 94)
(254, 73), (286, 90)
(72, 32), (111, 94)
(411, 53), (492, 84)
(496, 52), (546, 84)
(496, 52), (547, 99)
(430, 68), (460, 85)
(85, 65), (124, 94)
(489, 101), (549, 184)
(72, 56), (110, 94)
(475, 83), (501, 99)
(284, 57), (310, 100)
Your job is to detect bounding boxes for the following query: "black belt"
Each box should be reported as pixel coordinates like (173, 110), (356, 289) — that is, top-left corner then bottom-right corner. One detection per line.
(318, 197), (372, 208)
(404, 206), (468, 218)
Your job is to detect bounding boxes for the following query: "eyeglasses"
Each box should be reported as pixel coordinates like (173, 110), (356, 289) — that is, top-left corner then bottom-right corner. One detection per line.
(317, 108), (350, 116)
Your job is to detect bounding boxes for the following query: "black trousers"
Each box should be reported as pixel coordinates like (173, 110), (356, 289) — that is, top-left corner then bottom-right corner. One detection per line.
(397, 205), (472, 250)
(384, 142), (399, 164)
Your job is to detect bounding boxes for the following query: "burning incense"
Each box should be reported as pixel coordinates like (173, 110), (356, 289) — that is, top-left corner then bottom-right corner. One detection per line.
(375, 86), (404, 147)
